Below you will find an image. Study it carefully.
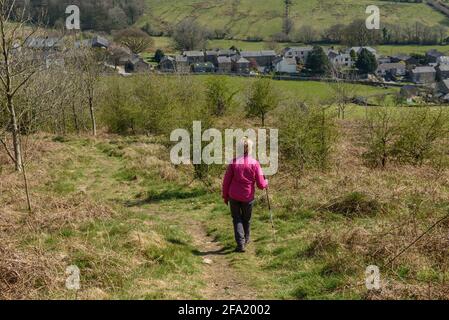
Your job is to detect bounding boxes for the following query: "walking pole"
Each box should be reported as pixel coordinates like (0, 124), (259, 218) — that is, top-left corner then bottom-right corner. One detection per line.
(265, 187), (277, 243)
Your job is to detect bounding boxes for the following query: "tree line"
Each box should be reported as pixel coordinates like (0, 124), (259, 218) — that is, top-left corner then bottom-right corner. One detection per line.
(12, 0), (146, 31)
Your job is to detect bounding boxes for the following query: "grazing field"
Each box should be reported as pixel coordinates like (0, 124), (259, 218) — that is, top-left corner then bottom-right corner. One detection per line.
(141, 0), (449, 39)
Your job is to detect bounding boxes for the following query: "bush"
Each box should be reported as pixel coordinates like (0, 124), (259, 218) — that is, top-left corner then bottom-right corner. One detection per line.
(325, 192), (381, 218)
(278, 103), (337, 186)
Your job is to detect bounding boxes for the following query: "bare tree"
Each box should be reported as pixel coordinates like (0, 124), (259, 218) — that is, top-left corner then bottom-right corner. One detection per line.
(0, 0), (44, 172)
(329, 79), (356, 120)
(73, 48), (105, 136)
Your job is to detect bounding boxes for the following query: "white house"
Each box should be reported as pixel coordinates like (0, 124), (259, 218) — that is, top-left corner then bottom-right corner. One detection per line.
(283, 47), (313, 63)
(274, 58), (297, 74)
(328, 52), (353, 68)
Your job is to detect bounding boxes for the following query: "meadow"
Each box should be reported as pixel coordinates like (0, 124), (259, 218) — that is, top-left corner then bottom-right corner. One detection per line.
(2, 75), (448, 299)
(141, 0), (449, 39)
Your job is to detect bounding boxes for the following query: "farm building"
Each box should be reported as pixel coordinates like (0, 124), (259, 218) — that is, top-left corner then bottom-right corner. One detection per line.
(217, 56), (232, 73)
(283, 47), (313, 63)
(376, 63), (406, 77)
(159, 56), (176, 72)
(410, 66), (436, 84)
(274, 58), (297, 74)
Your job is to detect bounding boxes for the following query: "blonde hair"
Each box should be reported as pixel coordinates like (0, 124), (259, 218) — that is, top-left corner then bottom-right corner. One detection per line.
(238, 137), (253, 156)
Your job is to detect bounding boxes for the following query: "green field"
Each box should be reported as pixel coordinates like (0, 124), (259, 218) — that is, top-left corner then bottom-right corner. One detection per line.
(141, 0), (449, 39)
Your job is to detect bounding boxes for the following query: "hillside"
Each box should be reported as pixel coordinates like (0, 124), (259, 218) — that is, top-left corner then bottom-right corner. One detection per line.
(139, 0), (449, 40)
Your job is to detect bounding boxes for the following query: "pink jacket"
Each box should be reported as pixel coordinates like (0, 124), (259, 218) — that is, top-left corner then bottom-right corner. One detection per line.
(222, 155), (268, 203)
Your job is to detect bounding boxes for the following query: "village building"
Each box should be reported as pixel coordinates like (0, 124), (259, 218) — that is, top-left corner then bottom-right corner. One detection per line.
(159, 56), (176, 72)
(426, 49), (445, 63)
(217, 56), (232, 73)
(283, 47), (313, 63)
(328, 52), (353, 68)
(124, 55), (150, 73)
(437, 64), (449, 79)
(274, 57), (297, 74)
(347, 46), (377, 57)
(175, 55), (190, 73)
(390, 54), (418, 66)
(378, 57), (392, 64)
(437, 56), (449, 65)
(205, 50), (219, 65)
(240, 50), (277, 68)
(376, 63), (406, 78)
(191, 62), (215, 73)
(410, 66), (436, 84)
(437, 79), (449, 94)
(231, 55), (250, 74)
(183, 51), (205, 64)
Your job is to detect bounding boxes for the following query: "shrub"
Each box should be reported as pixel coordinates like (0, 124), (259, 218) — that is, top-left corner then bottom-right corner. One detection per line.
(278, 103), (337, 187)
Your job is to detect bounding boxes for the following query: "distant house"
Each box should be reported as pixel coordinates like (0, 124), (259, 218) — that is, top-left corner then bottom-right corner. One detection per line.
(410, 66), (436, 84)
(400, 85), (419, 103)
(218, 49), (237, 57)
(390, 54), (418, 65)
(437, 56), (449, 65)
(124, 55), (150, 73)
(92, 36), (110, 49)
(437, 64), (449, 79)
(378, 57), (391, 65)
(437, 79), (449, 94)
(240, 50), (277, 68)
(347, 46), (377, 57)
(205, 50), (219, 66)
(274, 57), (297, 74)
(191, 62), (215, 73)
(217, 56), (232, 73)
(283, 47), (313, 63)
(175, 55), (190, 73)
(159, 56), (176, 72)
(328, 52), (353, 68)
(231, 55), (250, 74)
(426, 49), (445, 63)
(376, 63), (406, 77)
(183, 51), (205, 64)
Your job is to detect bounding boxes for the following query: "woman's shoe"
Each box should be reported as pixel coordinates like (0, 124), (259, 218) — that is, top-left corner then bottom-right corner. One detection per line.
(235, 246), (246, 253)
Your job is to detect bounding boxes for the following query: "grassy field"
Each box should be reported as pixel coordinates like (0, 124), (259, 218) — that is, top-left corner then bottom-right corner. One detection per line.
(141, 0), (449, 39)
(1, 74), (448, 300)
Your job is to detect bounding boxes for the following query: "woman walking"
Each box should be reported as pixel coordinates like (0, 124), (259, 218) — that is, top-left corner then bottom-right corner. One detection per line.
(222, 138), (268, 252)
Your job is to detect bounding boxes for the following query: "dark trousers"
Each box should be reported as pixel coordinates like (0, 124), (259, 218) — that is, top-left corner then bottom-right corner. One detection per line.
(229, 198), (254, 248)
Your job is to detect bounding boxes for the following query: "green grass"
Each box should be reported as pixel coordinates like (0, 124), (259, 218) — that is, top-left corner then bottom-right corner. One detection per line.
(141, 0), (449, 39)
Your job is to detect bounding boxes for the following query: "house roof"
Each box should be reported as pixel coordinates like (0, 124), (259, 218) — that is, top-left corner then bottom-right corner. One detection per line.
(284, 46), (313, 52)
(392, 53), (412, 61)
(92, 36), (109, 48)
(175, 55), (188, 62)
(438, 64), (449, 71)
(412, 66), (436, 74)
(348, 47), (377, 55)
(437, 56), (449, 64)
(218, 49), (237, 56)
(377, 63), (406, 71)
(184, 51), (204, 57)
(217, 56), (231, 64)
(161, 56), (175, 62)
(277, 58), (297, 66)
(241, 50), (276, 57)
(440, 79), (449, 90)
(426, 49), (444, 58)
